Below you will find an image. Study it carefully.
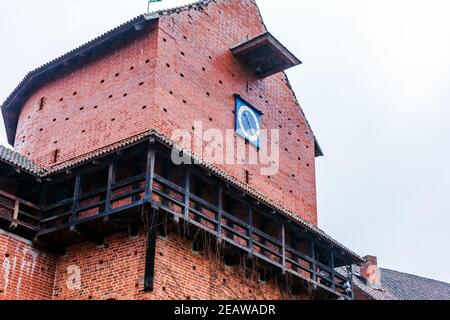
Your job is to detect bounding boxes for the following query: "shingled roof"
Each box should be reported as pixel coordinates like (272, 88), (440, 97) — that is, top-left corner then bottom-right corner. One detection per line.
(0, 145), (46, 176)
(1, 0), (216, 146)
(351, 265), (450, 300)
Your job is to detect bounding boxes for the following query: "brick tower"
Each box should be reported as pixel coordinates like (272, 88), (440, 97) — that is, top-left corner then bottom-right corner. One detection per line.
(0, 0), (361, 300)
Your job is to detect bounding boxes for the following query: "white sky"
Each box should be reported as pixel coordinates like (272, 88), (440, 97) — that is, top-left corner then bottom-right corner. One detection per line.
(1, 0), (449, 283)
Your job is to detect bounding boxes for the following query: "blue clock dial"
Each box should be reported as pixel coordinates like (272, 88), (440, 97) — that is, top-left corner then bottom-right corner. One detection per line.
(235, 96), (262, 148)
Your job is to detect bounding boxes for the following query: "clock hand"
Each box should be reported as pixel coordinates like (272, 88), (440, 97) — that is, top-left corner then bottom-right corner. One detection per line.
(244, 112), (255, 135)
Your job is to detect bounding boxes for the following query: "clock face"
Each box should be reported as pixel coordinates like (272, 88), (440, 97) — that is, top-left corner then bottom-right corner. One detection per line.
(235, 95), (262, 148)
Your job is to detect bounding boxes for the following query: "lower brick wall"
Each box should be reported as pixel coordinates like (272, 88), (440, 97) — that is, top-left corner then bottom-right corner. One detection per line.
(53, 231), (310, 300)
(0, 229), (57, 300)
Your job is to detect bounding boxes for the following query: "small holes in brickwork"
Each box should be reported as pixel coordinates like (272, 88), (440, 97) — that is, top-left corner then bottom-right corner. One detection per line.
(209, 117), (213, 122)
(79, 107), (84, 111)
(288, 132), (292, 136)
(163, 108), (168, 113)
(123, 93), (128, 97)
(183, 100), (187, 104)
(181, 51), (185, 56)
(54, 141), (58, 144)
(166, 63), (170, 68)
(73, 91), (77, 96)
(65, 118), (69, 121)
(219, 80), (223, 84)
(115, 73), (120, 77)
(192, 266), (196, 271)
(142, 105), (147, 110)
(94, 105), (98, 109)
(145, 59), (150, 63)
(109, 95), (113, 99)
(5, 253), (9, 258)
(202, 67), (206, 71)
(163, 38), (167, 42)
(206, 92), (210, 96)
(307, 163), (310, 167)
(169, 90), (173, 95)
(183, 35), (187, 40)
(139, 82), (144, 86)
(59, 97), (64, 102)
(111, 118), (115, 122)
(208, 56), (212, 60)
(306, 145), (309, 149)
(130, 66), (134, 70)
(100, 79), (105, 84)
(39, 128), (43, 132)
(81, 130), (86, 134)
(180, 73), (185, 78)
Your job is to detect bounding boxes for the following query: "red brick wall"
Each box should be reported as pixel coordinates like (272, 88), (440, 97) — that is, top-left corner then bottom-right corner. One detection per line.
(0, 230), (57, 300)
(53, 230), (309, 300)
(14, 0), (317, 225)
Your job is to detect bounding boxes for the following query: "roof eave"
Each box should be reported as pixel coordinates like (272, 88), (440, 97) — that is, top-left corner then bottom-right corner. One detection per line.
(1, 14), (160, 146)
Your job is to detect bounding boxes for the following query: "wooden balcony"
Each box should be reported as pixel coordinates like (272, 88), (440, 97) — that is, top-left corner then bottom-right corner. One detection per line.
(0, 139), (356, 300)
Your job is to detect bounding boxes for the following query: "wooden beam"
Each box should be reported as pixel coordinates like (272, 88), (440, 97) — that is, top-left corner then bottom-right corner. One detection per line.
(217, 185), (223, 241)
(70, 175), (82, 229)
(183, 166), (191, 218)
(330, 250), (336, 291)
(8, 200), (20, 230)
(248, 206), (254, 253)
(104, 161), (116, 223)
(144, 208), (158, 292)
(281, 223), (286, 274)
(144, 141), (156, 202)
(310, 240), (317, 282)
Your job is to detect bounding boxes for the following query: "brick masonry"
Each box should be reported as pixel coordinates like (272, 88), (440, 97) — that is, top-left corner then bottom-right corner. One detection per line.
(13, 0), (318, 226)
(2, 0), (323, 300)
(0, 230), (57, 300)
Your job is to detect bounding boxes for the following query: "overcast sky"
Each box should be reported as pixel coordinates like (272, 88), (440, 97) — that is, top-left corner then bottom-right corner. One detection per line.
(1, 0), (449, 283)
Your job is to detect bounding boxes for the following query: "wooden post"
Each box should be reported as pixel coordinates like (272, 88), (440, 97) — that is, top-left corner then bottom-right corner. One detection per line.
(281, 224), (286, 273)
(145, 140), (156, 202)
(217, 186), (223, 239)
(70, 175), (82, 229)
(183, 166), (191, 218)
(310, 240), (317, 282)
(330, 249), (336, 290)
(9, 200), (20, 230)
(105, 161), (115, 212)
(144, 207), (158, 292)
(248, 206), (253, 252)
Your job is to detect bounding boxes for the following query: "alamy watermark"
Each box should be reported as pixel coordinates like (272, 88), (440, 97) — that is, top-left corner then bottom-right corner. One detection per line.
(170, 121), (280, 176)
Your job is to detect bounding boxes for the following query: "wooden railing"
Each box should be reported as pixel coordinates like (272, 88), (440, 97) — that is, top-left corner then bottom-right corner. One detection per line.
(6, 145), (354, 299)
(0, 190), (41, 231)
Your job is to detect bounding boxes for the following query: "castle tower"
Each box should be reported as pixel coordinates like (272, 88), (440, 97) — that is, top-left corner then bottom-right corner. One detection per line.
(0, 0), (361, 300)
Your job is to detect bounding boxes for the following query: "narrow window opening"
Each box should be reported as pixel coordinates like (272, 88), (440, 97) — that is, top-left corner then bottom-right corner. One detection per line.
(52, 149), (60, 164)
(38, 97), (46, 111)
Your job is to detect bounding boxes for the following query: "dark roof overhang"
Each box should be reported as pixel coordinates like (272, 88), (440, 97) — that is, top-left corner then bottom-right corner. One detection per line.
(1, 13), (160, 146)
(230, 32), (302, 78)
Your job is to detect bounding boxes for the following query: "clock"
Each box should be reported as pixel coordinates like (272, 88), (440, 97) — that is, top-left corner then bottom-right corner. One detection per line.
(235, 95), (263, 148)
